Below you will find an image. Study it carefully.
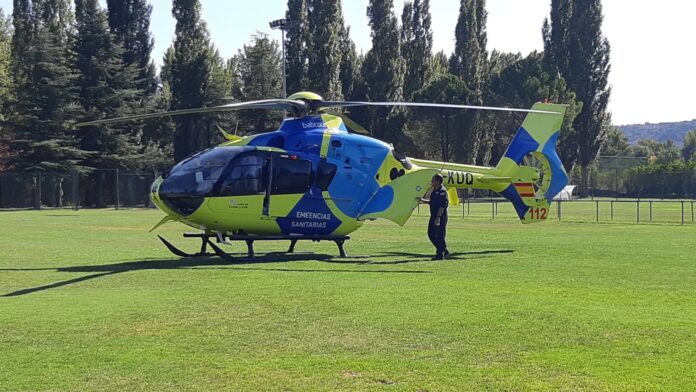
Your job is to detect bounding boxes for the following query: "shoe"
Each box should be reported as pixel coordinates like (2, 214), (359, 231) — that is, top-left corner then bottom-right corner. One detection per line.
(444, 250), (451, 258)
(431, 255), (445, 261)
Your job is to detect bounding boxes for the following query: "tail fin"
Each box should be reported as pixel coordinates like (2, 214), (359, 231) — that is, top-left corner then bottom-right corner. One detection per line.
(496, 103), (568, 223)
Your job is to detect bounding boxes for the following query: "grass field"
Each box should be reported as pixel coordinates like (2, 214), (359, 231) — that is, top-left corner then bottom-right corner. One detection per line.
(1, 209), (696, 391)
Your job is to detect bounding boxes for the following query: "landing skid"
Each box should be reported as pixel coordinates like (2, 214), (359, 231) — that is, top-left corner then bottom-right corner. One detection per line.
(158, 233), (367, 261)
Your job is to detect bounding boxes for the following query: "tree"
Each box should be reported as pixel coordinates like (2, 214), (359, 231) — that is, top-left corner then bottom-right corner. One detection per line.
(448, 0), (489, 163)
(630, 139), (681, 165)
(487, 51), (581, 165)
(285, 0), (309, 94)
(681, 130), (696, 162)
(169, 0), (215, 161)
(74, 0), (143, 169)
(10, 0), (34, 100)
(449, 0), (487, 93)
(106, 0), (157, 94)
(361, 0), (406, 144)
(410, 74), (469, 161)
(542, 0), (572, 74)
(338, 24), (360, 100)
(233, 33), (283, 132)
(430, 50), (449, 78)
(401, 0), (433, 99)
(306, 0), (343, 100)
(601, 127), (630, 157)
(544, 0), (612, 195)
(4, 25), (83, 172)
(0, 8), (13, 121)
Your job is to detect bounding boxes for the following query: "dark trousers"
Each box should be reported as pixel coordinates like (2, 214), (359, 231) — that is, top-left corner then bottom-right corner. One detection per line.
(427, 215), (448, 256)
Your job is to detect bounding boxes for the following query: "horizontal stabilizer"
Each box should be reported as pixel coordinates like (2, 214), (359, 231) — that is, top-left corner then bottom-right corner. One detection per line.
(358, 169), (438, 226)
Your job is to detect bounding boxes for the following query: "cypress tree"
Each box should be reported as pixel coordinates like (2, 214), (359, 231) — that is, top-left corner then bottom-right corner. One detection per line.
(449, 0), (489, 163)
(169, 0), (214, 161)
(402, 0), (433, 99)
(545, 0), (612, 195)
(11, 0), (33, 85)
(450, 0), (486, 93)
(306, 0), (344, 100)
(361, 0), (405, 143)
(285, 0), (309, 94)
(338, 24), (360, 100)
(36, 0), (74, 46)
(542, 0), (572, 74)
(106, 0), (157, 94)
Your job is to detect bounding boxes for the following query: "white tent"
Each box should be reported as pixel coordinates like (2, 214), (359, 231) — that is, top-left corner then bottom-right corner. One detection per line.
(553, 185), (576, 200)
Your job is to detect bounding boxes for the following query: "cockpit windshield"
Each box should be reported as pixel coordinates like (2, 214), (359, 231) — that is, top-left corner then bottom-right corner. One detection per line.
(160, 147), (249, 198)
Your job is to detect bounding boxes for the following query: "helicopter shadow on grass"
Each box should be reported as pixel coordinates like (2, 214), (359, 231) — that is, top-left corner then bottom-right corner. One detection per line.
(0, 251), (457, 298)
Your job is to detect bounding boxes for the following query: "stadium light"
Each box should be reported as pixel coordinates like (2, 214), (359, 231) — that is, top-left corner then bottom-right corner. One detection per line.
(269, 18), (298, 101)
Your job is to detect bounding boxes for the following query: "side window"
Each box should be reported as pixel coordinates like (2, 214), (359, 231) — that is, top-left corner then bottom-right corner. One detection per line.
(316, 161), (337, 191)
(272, 157), (312, 194)
(218, 152), (267, 196)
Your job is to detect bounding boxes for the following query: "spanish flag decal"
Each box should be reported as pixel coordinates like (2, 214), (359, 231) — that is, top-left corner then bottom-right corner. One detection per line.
(514, 182), (536, 198)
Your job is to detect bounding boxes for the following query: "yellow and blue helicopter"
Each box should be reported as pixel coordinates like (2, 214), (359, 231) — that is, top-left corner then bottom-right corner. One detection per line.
(76, 92), (567, 259)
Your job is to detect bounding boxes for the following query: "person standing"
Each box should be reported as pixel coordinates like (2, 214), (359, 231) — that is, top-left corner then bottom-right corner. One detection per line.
(417, 174), (450, 260)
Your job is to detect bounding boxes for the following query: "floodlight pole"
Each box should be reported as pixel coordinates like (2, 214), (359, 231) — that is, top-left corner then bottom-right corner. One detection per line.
(269, 18), (291, 100)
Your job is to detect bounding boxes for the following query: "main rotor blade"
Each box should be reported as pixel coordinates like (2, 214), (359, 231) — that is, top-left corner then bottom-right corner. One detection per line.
(74, 99), (307, 128)
(315, 101), (561, 115)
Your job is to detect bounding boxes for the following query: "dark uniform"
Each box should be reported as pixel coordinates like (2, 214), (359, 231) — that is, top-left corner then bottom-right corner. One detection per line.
(427, 185), (449, 258)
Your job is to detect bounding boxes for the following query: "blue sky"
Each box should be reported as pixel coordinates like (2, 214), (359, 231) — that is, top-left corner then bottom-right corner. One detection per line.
(0, 0), (694, 125)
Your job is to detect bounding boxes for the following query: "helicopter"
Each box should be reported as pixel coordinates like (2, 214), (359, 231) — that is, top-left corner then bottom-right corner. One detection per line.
(75, 92), (568, 259)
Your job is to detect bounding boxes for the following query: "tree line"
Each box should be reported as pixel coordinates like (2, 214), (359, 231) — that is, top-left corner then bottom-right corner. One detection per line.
(0, 0), (617, 198)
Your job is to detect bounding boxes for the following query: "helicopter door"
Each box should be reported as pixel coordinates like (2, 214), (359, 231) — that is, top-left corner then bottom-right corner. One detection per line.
(208, 151), (268, 216)
(266, 154), (313, 218)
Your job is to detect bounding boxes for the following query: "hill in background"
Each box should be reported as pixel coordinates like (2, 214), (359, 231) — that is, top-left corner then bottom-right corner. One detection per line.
(618, 120), (696, 146)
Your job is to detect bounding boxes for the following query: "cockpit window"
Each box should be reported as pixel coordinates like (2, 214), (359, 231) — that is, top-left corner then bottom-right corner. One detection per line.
(218, 152), (268, 196)
(160, 147), (243, 198)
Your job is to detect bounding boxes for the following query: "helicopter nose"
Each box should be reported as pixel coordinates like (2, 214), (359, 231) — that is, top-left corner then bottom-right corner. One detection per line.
(154, 175), (205, 217)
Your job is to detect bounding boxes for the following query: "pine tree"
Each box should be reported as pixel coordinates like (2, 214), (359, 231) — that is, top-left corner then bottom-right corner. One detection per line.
(233, 33), (283, 132)
(0, 9), (13, 120)
(487, 51), (581, 164)
(306, 0), (344, 100)
(106, 0), (157, 94)
(361, 0), (406, 143)
(285, 0), (309, 94)
(4, 0), (84, 170)
(169, 0), (214, 161)
(4, 25), (83, 173)
(545, 0), (612, 195)
(74, 0), (141, 170)
(682, 130), (696, 162)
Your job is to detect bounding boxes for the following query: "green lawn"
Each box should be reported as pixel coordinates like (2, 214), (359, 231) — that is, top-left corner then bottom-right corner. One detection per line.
(1, 209), (695, 391)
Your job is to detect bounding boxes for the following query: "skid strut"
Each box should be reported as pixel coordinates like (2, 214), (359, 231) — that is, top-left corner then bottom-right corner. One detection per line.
(158, 233), (356, 260)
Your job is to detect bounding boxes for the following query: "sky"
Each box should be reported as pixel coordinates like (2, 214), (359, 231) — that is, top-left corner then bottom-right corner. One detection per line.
(0, 0), (694, 125)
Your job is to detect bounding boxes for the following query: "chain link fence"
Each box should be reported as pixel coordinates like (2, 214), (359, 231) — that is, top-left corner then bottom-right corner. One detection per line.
(416, 198), (696, 225)
(570, 156), (696, 199)
(0, 169), (158, 210)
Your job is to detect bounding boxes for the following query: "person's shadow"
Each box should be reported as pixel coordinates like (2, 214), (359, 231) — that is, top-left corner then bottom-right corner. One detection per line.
(0, 249), (513, 297)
